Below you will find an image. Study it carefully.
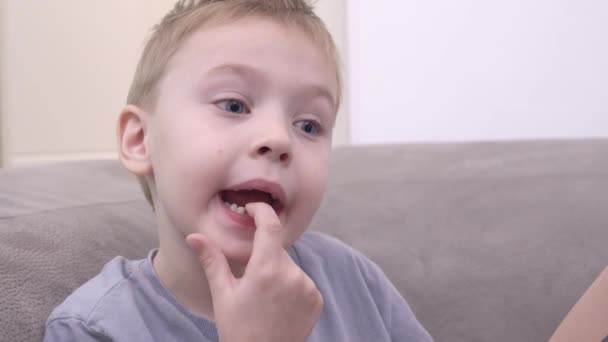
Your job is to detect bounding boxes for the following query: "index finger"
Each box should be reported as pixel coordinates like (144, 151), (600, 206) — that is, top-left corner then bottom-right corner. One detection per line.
(245, 202), (285, 264)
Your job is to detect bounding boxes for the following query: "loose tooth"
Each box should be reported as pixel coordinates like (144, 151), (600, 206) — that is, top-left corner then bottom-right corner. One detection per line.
(230, 203), (238, 212)
(237, 206), (245, 214)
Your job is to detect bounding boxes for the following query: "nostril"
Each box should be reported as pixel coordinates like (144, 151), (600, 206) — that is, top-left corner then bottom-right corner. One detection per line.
(256, 145), (289, 163)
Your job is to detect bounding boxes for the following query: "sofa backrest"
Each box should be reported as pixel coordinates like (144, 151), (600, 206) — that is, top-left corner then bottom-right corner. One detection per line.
(1, 139), (608, 342)
(309, 139), (608, 341)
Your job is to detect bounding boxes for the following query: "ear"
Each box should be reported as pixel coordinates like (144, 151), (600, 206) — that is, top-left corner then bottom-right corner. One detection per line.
(117, 104), (152, 176)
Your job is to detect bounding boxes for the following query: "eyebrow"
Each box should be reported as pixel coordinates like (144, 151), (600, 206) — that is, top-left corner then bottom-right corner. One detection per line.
(204, 63), (337, 110)
(205, 63), (259, 80)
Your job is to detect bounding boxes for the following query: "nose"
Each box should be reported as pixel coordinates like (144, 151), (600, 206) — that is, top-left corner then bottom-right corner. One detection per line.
(249, 125), (292, 164)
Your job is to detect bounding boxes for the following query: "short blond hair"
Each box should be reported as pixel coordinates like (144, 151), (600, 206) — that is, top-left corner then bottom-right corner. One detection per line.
(126, 0), (342, 208)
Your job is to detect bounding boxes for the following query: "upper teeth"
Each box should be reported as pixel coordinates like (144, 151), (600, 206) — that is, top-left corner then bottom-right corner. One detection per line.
(223, 189), (279, 215)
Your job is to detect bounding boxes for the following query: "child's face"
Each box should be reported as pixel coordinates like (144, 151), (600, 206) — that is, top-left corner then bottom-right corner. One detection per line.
(146, 17), (338, 265)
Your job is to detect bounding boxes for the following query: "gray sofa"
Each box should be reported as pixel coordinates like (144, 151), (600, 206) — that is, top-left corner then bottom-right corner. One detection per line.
(1, 140), (607, 342)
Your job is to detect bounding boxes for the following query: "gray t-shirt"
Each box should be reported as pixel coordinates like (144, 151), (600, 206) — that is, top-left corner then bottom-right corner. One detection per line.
(44, 231), (433, 341)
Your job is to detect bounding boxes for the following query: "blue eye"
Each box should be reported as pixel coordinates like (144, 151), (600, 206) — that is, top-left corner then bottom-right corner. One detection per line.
(217, 99), (249, 114)
(294, 120), (322, 135)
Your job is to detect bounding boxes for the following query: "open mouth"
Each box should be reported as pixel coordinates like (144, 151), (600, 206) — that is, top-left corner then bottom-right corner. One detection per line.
(219, 189), (284, 216)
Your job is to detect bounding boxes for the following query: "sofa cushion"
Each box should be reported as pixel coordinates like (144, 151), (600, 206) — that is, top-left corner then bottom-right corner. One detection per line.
(0, 161), (157, 342)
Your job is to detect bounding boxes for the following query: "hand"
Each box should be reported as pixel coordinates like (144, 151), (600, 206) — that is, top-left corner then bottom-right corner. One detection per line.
(186, 202), (323, 342)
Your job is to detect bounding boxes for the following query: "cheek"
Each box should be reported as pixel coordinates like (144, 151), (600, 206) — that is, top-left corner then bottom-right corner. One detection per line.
(285, 156), (329, 242)
(305, 168), (328, 203)
(150, 128), (231, 225)
(299, 148), (330, 205)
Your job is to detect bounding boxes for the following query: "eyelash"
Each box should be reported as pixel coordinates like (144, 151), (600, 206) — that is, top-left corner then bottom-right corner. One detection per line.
(294, 120), (323, 136)
(214, 98), (323, 136)
(215, 98), (250, 114)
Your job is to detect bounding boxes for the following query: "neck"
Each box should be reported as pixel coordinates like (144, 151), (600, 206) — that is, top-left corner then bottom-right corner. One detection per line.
(153, 230), (216, 320)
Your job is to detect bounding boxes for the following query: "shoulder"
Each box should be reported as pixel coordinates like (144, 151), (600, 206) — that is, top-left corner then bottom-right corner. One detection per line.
(292, 230), (361, 261)
(293, 232), (433, 341)
(46, 256), (147, 331)
(291, 231), (388, 286)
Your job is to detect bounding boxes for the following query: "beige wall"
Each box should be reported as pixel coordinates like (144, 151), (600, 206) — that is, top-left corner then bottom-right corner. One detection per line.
(0, 0), (5, 166)
(0, 1), (175, 167)
(0, 0), (349, 168)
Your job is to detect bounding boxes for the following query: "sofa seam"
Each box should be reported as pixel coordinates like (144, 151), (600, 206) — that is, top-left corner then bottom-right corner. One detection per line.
(0, 199), (147, 220)
(328, 172), (608, 188)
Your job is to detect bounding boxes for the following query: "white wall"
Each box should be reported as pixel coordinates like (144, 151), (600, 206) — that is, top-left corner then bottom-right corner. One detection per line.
(0, 0), (348, 167)
(347, 0), (608, 144)
(315, 0), (350, 146)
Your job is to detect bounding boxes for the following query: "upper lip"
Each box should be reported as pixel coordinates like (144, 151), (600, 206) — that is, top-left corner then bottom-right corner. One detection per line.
(224, 179), (287, 207)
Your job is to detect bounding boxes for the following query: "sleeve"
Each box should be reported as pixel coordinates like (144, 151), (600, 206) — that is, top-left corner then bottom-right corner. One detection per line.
(385, 280), (434, 342)
(358, 255), (434, 342)
(43, 318), (112, 342)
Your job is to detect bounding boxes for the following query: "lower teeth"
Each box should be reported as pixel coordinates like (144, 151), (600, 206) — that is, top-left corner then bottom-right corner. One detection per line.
(225, 202), (246, 214)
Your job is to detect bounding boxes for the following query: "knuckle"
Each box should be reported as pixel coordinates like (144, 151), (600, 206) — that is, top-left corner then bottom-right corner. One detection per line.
(305, 277), (321, 297)
(265, 220), (282, 233)
(255, 264), (280, 284)
(304, 280), (323, 315)
(305, 279), (320, 298)
(313, 291), (324, 314)
(199, 252), (216, 270)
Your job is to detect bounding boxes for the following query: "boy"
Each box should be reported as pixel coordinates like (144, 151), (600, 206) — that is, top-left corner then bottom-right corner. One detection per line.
(44, 0), (433, 341)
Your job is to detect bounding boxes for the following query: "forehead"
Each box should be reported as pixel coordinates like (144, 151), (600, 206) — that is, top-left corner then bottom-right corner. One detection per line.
(162, 17), (339, 105)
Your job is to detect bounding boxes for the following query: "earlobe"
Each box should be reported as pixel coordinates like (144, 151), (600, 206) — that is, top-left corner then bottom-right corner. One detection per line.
(117, 104), (152, 176)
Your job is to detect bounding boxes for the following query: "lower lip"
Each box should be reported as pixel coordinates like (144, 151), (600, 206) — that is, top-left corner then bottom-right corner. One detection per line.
(217, 195), (256, 229)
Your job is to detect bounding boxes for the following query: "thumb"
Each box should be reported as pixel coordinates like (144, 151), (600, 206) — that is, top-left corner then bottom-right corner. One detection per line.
(186, 234), (233, 296)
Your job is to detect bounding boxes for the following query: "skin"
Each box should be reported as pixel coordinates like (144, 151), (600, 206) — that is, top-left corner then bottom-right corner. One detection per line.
(117, 17), (338, 341)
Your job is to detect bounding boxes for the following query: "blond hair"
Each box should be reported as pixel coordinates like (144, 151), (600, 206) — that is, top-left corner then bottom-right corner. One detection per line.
(126, 0), (341, 208)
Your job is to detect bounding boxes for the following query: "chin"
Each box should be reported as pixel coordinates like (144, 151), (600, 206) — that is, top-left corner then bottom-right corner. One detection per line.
(219, 240), (253, 266)
(225, 251), (252, 267)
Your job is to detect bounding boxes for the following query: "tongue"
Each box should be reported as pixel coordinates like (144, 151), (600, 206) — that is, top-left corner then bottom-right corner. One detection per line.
(222, 190), (272, 207)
